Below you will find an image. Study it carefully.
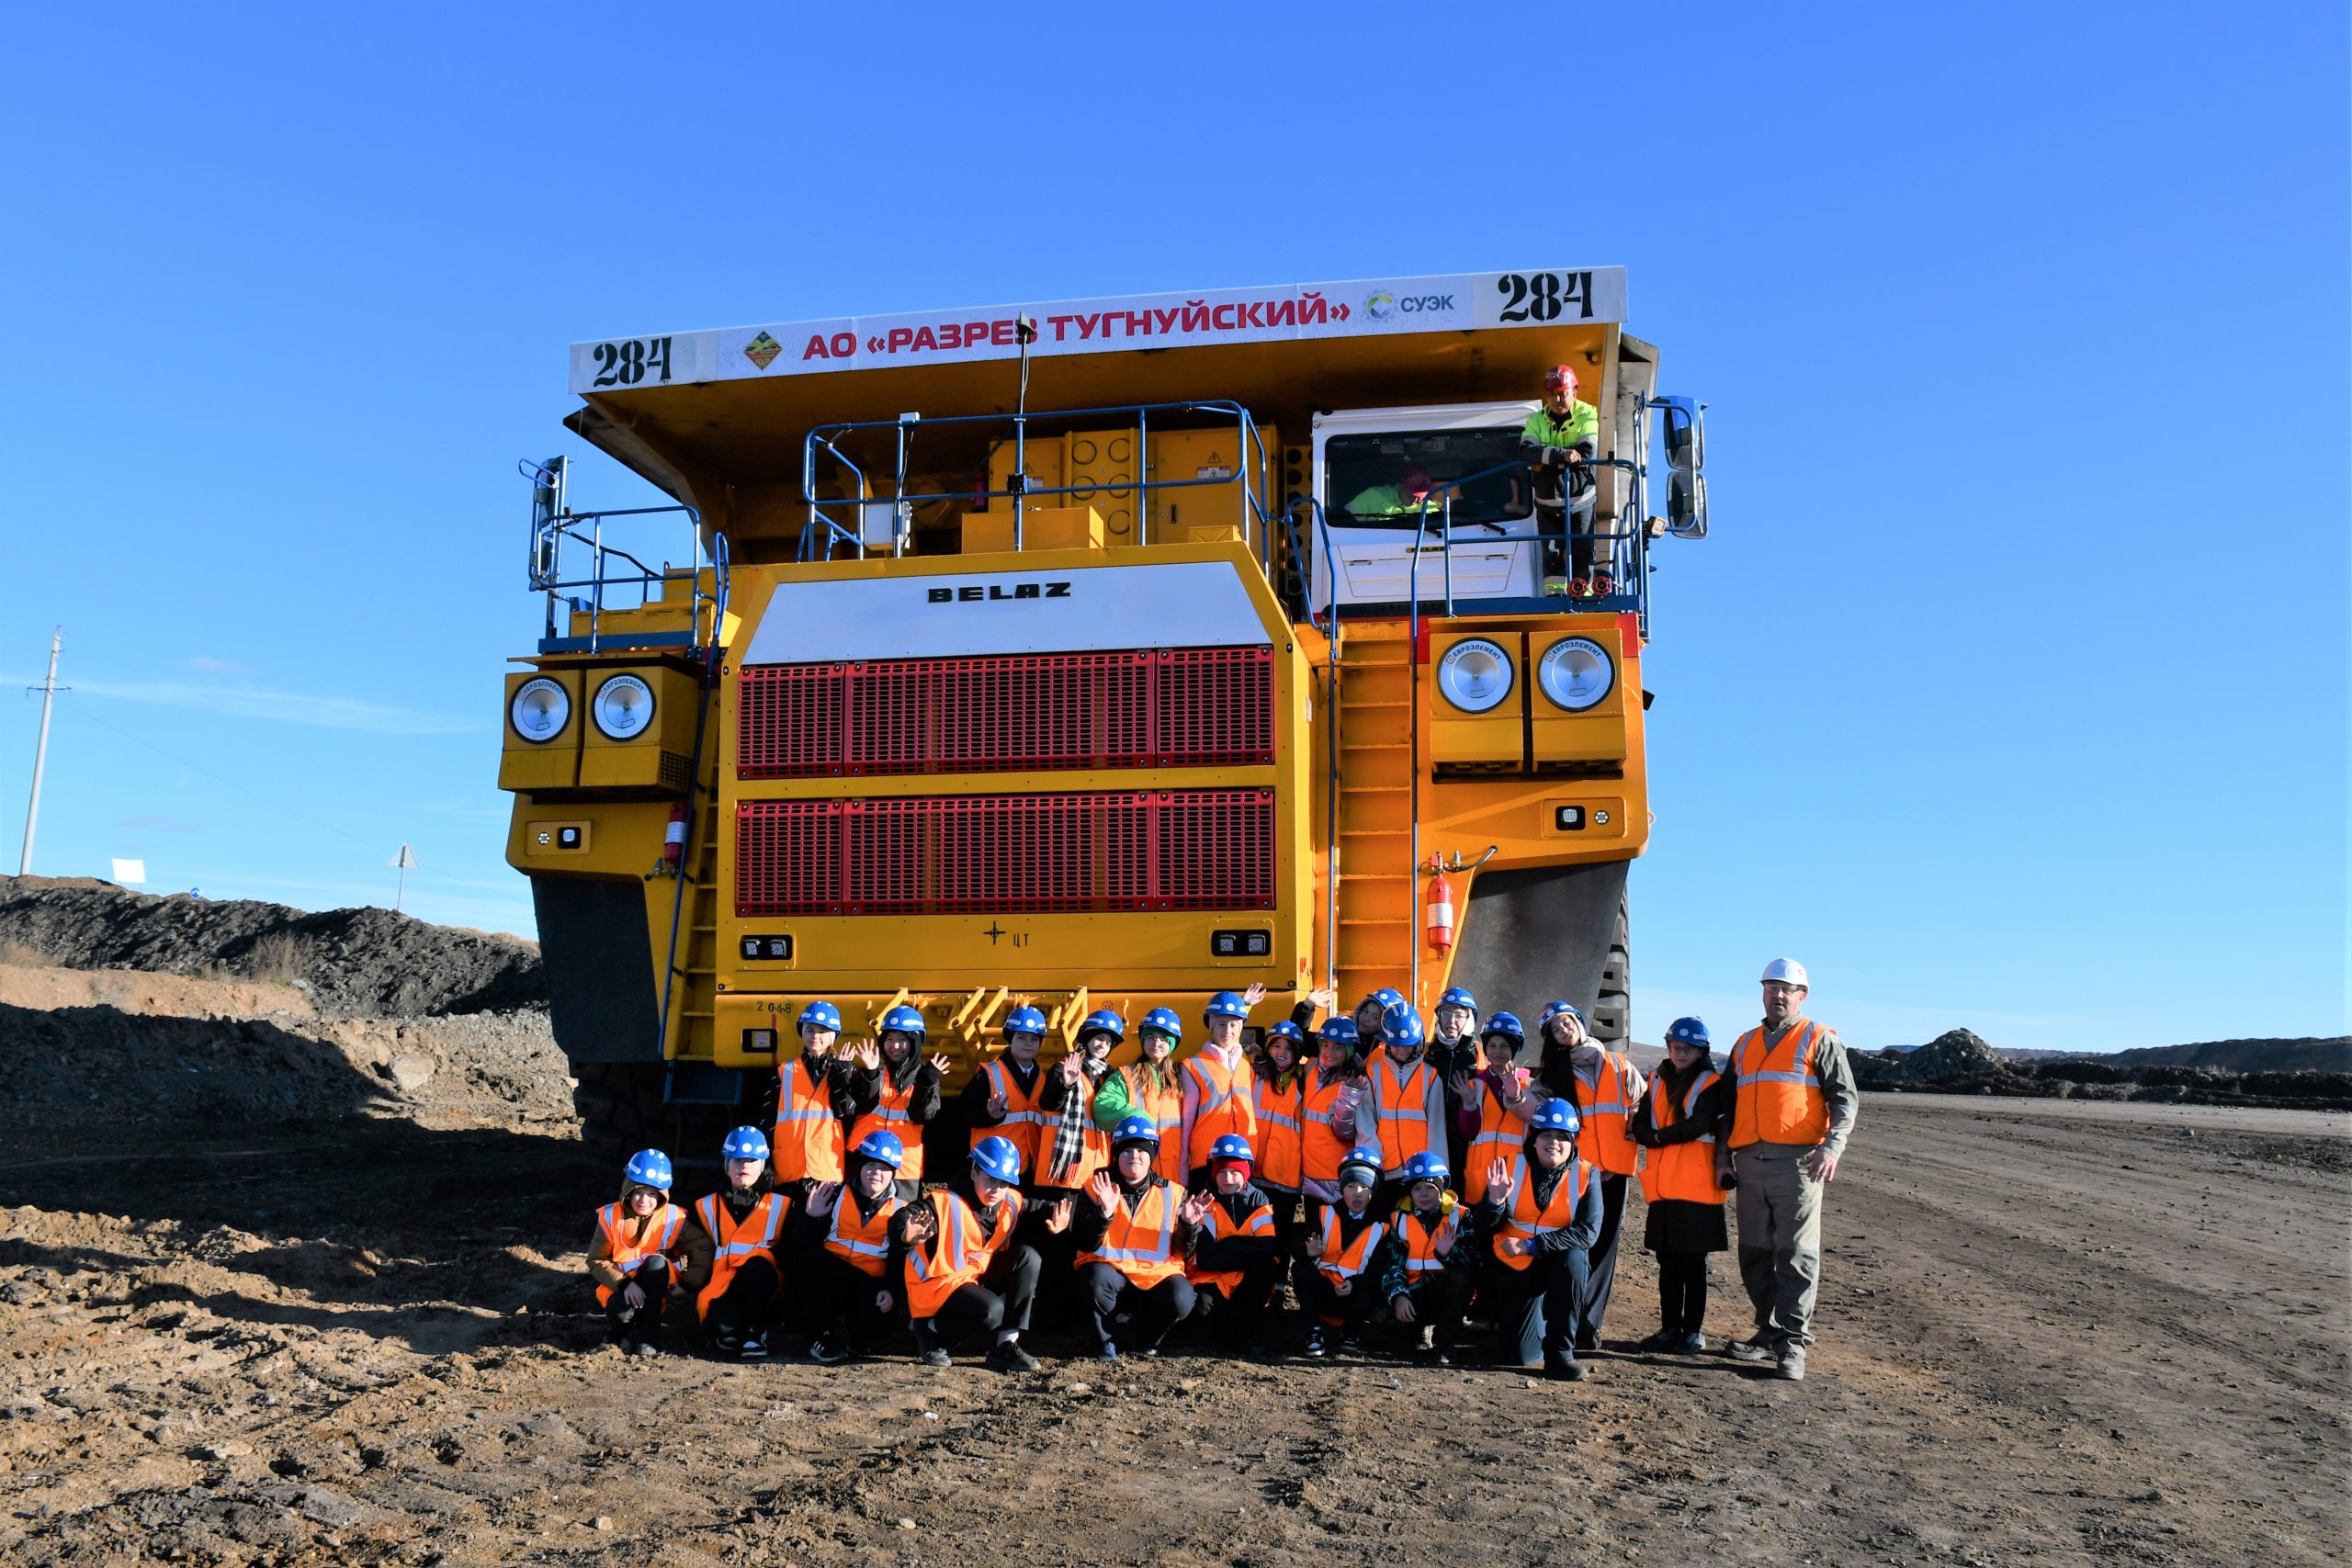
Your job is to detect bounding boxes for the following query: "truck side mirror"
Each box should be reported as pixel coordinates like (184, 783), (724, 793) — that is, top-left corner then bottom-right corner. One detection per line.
(1659, 397), (1704, 476)
(1667, 470), (1708, 539)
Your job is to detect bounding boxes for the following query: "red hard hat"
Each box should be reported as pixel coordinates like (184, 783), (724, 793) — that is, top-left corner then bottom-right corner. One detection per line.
(1543, 364), (1577, 389)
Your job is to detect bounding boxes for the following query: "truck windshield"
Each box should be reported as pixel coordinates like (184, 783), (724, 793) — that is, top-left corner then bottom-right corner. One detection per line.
(1327, 427), (1532, 527)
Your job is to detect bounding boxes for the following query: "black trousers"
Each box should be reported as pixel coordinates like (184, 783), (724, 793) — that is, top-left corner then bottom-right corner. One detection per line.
(1579, 1173), (1628, 1345)
(603, 1258), (673, 1344)
(922, 1244), (1041, 1350)
(1018, 1189), (1086, 1332)
(800, 1251), (894, 1346)
(1537, 487), (1600, 579)
(702, 1255), (782, 1337)
(1078, 1262), (1195, 1354)
(1657, 1250), (1710, 1336)
(1304, 1269), (1382, 1333)
(1186, 1256), (1284, 1347)
(1260, 1187), (1306, 1304)
(1488, 1246), (1590, 1365)
(1395, 1267), (1473, 1348)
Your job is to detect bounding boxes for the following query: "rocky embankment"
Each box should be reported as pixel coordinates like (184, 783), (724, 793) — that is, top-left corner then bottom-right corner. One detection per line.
(1856, 1028), (2352, 1110)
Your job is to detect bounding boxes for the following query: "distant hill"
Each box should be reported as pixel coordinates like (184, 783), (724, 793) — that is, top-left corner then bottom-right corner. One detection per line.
(2102, 1037), (2350, 1073)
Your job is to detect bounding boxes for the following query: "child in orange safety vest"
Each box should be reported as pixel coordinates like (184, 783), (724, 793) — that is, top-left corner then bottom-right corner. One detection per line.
(799, 1129), (910, 1364)
(1628, 1017), (1732, 1354)
(1071, 1116), (1209, 1360)
(1300, 1146), (1388, 1359)
(680, 1126), (794, 1362)
(892, 1135), (1067, 1372)
(1373, 1150), (1471, 1365)
(1182, 1133), (1283, 1357)
(1476, 1097), (1603, 1381)
(764, 999), (850, 1199)
(842, 1017), (948, 1200)
(1536, 998), (1645, 1352)
(1249, 1020), (1312, 1306)
(585, 1148), (688, 1356)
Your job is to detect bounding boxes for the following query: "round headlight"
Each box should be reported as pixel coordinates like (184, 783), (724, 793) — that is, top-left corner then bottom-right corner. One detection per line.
(1538, 637), (1614, 711)
(509, 677), (570, 744)
(592, 673), (656, 740)
(1435, 637), (1514, 714)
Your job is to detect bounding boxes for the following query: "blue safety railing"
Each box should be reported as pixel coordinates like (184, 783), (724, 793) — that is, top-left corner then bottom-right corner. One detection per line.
(521, 457), (732, 656)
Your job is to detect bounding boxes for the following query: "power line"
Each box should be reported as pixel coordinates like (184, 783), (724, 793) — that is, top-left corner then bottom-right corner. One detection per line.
(60, 694), (383, 854)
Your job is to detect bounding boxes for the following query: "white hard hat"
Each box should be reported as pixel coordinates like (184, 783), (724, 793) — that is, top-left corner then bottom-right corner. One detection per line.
(1760, 957), (1810, 989)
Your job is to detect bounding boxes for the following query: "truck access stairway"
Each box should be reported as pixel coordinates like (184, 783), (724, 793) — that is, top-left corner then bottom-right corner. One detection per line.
(1332, 621), (1420, 1009)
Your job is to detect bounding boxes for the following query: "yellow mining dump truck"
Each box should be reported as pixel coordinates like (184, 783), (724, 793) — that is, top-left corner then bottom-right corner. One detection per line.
(499, 267), (1709, 1163)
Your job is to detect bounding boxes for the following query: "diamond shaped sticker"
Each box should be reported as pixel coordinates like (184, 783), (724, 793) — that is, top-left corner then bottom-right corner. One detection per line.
(743, 331), (783, 370)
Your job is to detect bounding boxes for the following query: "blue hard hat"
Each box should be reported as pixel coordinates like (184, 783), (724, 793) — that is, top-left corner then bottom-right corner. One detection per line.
(1528, 1098), (1581, 1137)
(1481, 1011), (1526, 1049)
(1111, 1114), (1160, 1151)
(1263, 1019), (1306, 1046)
(797, 999), (843, 1036)
(1437, 987), (1478, 1016)
(1203, 990), (1250, 1023)
(1666, 1016), (1712, 1050)
(1078, 1008), (1125, 1045)
(1317, 1016), (1360, 1051)
(720, 1125), (772, 1162)
(1208, 1133), (1254, 1164)
(1338, 1147), (1383, 1189)
(853, 1129), (906, 1171)
(1139, 1007), (1183, 1044)
(1003, 1004), (1049, 1040)
(1401, 1150), (1449, 1186)
(1360, 987), (1406, 1018)
(1538, 999), (1585, 1032)
(623, 1149), (673, 1192)
(878, 1004), (927, 1040)
(970, 1135), (1023, 1186)
(1380, 1001), (1426, 1050)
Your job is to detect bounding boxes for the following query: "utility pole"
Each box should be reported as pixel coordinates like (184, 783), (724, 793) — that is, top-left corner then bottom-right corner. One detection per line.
(390, 842), (418, 912)
(18, 627), (62, 876)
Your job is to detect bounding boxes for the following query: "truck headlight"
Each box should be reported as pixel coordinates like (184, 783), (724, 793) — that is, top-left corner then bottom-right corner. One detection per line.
(592, 673), (656, 740)
(510, 677), (570, 743)
(1538, 638), (1614, 711)
(1436, 638), (1514, 714)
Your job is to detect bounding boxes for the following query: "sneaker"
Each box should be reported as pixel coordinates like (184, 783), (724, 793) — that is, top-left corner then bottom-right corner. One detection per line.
(1335, 1334), (1363, 1359)
(1634, 1329), (1679, 1353)
(1671, 1332), (1708, 1355)
(1544, 1355), (1589, 1382)
(807, 1337), (849, 1366)
(1095, 1342), (1120, 1363)
(1776, 1348), (1807, 1382)
(737, 1332), (768, 1362)
(713, 1328), (743, 1359)
(1430, 1346), (1454, 1368)
(1727, 1337), (1776, 1363)
(1302, 1326), (1330, 1359)
(628, 1339), (662, 1359)
(986, 1341), (1042, 1374)
(915, 1347), (954, 1370)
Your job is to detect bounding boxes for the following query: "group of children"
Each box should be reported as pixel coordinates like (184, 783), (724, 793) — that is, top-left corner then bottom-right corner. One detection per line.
(584, 985), (1734, 1381)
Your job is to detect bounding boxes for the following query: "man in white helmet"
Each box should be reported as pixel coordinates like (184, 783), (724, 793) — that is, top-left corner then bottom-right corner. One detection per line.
(1716, 958), (1858, 1382)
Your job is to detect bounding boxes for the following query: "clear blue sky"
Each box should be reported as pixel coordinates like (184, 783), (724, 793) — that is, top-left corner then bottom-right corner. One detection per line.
(3, 4), (2343, 1053)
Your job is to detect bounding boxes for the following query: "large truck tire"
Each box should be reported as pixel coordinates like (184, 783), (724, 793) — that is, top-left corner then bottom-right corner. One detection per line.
(571, 1061), (749, 1197)
(1447, 859), (1631, 1038)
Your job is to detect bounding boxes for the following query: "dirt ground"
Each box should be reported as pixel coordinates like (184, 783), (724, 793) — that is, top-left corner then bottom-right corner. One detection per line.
(4, 991), (2346, 1568)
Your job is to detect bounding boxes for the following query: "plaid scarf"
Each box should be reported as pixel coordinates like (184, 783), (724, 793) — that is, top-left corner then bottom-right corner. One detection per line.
(1044, 1055), (1113, 1188)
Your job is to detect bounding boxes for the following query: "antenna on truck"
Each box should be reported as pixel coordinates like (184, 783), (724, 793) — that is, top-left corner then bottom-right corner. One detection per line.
(1011, 315), (1039, 547)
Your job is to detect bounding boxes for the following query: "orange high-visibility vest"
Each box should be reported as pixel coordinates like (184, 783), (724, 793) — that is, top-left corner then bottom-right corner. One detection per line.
(823, 1190), (904, 1279)
(592, 1201), (684, 1307)
(1395, 1204), (1461, 1283)
(1313, 1205), (1388, 1292)
(1250, 1070), (1304, 1191)
(1491, 1153), (1591, 1271)
(694, 1190), (788, 1317)
(1186, 1192), (1275, 1295)
(970, 1060), (1050, 1177)
(771, 1055), (843, 1183)
(902, 1188), (1020, 1319)
(1079, 1179), (1184, 1286)
(848, 1071), (926, 1181)
(1369, 1051), (1436, 1170)
(1463, 1078), (1533, 1202)
(1182, 1050), (1257, 1173)
(1730, 1021), (1828, 1148)
(1637, 1070), (1725, 1205)
(1574, 1050), (1642, 1176)
(1299, 1067), (1356, 1184)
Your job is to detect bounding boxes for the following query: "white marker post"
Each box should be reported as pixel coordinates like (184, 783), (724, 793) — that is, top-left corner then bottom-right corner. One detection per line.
(17, 627), (63, 876)
(390, 843), (419, 912)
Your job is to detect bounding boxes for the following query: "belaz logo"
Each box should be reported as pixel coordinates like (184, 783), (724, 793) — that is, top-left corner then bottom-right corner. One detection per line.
(927, 581), (1072, 603)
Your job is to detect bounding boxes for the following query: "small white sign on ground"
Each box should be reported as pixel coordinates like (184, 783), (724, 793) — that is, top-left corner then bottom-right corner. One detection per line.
(110, 858), (147, 885)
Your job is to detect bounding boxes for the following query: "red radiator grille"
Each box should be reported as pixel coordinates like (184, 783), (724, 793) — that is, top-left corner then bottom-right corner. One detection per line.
(736, 789), (1273, 916)
(737, 646), (1271, 778)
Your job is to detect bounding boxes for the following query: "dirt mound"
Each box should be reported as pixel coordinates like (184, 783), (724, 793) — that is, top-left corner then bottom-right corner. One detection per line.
(0, 962), (311, 1020)
(0, 876), (544, 1019)
(2106, 1036), (2352, 1073)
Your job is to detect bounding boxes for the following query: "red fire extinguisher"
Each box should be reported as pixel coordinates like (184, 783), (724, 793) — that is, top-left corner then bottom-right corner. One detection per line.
(662, 799), (689, 874)
(1423, 857), (1456, 953)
